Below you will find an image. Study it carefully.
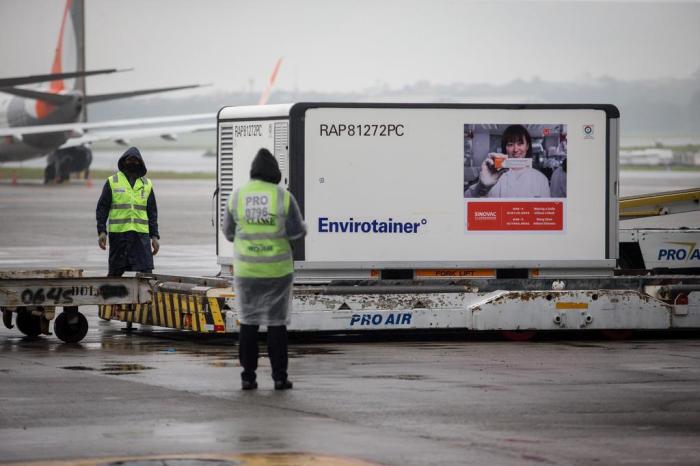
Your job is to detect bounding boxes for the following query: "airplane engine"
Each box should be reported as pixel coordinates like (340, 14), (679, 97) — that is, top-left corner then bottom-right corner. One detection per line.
(44, 145), (93, 184)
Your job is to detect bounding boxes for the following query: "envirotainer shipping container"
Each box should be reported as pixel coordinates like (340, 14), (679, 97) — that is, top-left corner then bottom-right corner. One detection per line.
(216, 102), (620, 279)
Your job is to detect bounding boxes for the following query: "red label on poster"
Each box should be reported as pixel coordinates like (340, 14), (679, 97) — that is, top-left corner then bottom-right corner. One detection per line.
(467, 201), (563, 231)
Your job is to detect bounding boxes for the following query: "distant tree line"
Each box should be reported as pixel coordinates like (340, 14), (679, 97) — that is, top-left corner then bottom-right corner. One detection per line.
(90, 72), (700, 136)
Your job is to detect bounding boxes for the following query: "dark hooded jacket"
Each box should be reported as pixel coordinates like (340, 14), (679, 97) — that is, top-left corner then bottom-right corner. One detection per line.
(96, 147), (159, 275)
(249, 148), (282, 184)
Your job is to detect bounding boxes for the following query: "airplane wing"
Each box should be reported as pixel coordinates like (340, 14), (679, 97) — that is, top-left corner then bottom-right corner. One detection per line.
(58, 122), (216, 149)
(1, 59), (282, 153)
(0, 69), (122, 87)
(0, 113), (216, 137)
(84, 84), (210, 103)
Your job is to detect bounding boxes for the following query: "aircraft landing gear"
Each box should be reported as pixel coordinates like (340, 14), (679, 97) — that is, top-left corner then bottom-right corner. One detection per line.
(44, 146), (93, 184)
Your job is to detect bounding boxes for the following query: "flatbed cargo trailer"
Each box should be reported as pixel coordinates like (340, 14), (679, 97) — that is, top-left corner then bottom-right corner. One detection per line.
(2, 259), (699, 343)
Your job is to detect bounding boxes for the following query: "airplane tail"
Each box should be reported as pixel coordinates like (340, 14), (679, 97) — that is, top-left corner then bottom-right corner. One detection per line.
(258, 58), (283, 106)
(47, 0), (85, 93)
(17, 0), (200, 121)
(37, 0), (85, 119)
(70, 0), (87, 109)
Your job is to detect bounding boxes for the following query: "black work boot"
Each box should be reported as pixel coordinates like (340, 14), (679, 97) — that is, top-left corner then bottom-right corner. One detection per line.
(274, 379), (293, 390)
(241, 379), (258, 390)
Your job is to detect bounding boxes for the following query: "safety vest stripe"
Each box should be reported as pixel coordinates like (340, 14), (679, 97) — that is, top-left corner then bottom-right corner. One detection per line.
(109, 218), (149, 225)
(112, 175), (119, 182)
(275, 186), (286, 236)
(235, 252), (292, 263)
(111, 204), (147, 211)
(236, 231), (288, 240)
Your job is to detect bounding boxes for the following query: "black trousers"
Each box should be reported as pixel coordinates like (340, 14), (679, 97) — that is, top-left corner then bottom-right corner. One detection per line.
(239, 324), (288, 383)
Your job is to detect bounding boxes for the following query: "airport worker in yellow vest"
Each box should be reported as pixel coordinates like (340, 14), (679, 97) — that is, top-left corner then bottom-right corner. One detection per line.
(96, 147), (159, 277)
(223, 148), (307, 390)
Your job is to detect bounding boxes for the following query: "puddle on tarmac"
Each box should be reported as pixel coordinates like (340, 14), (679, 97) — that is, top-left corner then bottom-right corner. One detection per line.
(554, 343), (605, 348)
(209, 361), (237, 368)
(100, 363), (154, 375)
(359, 374), (426, 381)
(288, 346), (343, 357)
(63, 366), (95, 371)
(62, 363), (154, 375)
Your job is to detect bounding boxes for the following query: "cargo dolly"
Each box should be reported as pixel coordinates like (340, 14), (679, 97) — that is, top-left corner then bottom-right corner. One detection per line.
(1, 266), (699, 344)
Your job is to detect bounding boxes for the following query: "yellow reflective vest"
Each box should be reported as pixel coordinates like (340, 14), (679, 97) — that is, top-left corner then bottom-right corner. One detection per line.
(228, 179), (293, 278)
(107, 172), (152, 234)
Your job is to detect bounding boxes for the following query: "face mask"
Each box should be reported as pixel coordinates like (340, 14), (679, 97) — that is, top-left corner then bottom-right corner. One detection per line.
(124, 159), (139, 173)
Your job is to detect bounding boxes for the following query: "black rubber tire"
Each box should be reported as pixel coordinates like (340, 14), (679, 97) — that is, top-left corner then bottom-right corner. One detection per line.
(16, 311), (42, 337)
(2, 309), (13, 329)
(54, 311), (88, 343)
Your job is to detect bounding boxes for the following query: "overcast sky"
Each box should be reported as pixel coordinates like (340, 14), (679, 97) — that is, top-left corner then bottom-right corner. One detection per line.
(1, 0), (699, 96)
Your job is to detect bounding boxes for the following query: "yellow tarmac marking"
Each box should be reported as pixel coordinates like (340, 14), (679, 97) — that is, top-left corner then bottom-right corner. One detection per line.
(3, 452), (381, 466)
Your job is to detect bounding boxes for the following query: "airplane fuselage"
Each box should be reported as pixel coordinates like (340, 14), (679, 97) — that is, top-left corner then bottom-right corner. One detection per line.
(0, 92), (83, 162)
(1, 0), (210, 182)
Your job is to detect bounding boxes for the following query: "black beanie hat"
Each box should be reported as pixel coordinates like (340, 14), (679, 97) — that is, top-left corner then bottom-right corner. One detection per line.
(250, 148), (282, 184)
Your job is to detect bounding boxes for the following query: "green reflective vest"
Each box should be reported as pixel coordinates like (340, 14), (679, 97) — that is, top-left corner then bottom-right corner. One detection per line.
(228, 179), (293, 278)
(107, 172), (152, 234)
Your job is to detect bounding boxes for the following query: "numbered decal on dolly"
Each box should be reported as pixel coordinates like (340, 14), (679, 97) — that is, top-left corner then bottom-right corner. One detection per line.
(19, 286), (107, 305)
(350, 313), (412, 326)
(21, 287), (76, 305)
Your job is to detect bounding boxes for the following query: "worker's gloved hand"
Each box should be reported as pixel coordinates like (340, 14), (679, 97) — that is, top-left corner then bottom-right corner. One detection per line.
(151, 237), (160, 256)
(98, 232), (107, 250)
(478, 154), (506, 187)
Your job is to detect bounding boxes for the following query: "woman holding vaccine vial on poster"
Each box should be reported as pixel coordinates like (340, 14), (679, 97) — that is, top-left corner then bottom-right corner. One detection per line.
(464, 124), (551, 198)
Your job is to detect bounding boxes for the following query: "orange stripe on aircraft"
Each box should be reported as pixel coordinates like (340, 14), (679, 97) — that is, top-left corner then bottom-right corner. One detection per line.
(257, 57), (283, 105)
(36, 0), (73, 119)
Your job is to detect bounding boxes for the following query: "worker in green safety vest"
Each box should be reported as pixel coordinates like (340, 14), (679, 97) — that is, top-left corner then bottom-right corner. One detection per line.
(223, 148), (306, 391)
(96, 147), (160, 277)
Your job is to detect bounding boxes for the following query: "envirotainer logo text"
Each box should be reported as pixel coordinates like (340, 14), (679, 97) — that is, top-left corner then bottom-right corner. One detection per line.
(318, 217), (428, 234)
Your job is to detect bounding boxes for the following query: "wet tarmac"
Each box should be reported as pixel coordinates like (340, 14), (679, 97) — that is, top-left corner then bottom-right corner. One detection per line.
(1, 315), (700, 465)
(0, 179), (218, 276)
(1, 178), (700, 465)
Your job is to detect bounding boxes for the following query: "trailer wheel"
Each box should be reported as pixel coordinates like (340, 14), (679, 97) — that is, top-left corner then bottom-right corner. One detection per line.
(600, 329), (634, 340)
(500, 330), (537, 342)
(54, 310), (88, 343)
(16, 309), (42, 337)
(2, 308), (13, 329)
